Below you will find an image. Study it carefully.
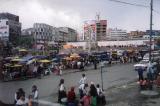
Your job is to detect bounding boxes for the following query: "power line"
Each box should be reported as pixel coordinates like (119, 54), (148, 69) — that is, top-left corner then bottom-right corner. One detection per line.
(109, 0), (160, 15)
(153, 9), (160, 15)
(109, 0), (149, 8)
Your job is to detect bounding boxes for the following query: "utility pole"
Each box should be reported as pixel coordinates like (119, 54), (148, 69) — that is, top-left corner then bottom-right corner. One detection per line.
(87, 26), (92, 54)
(149, 0), (153, 62)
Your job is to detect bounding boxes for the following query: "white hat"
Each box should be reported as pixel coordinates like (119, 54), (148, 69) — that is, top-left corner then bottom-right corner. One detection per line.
(91, 81), (94, 85)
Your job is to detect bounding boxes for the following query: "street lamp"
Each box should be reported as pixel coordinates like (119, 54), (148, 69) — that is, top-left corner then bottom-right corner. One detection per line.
(100, 64), (104, 91)
(149, 0), (153, 62)
(100, 61), (107, 90)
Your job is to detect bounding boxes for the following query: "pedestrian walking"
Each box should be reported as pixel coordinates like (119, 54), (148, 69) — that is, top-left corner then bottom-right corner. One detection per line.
(79, 74), (87, 85)
(137, 67), (144, 81)
(58, 79), (67, 103)
(15, 88), (25, 105)
(77, 61), (81, 69)
(89, 82), (98, 106)
(93, 59), (97, 70)
(96, 84), (106, 105)
(31, 85), (38, 106)
(59, 64), (63, 76)
(33, 64), (37, 78)
(37, 64), (42, 79)
(147, 62), (154, 81)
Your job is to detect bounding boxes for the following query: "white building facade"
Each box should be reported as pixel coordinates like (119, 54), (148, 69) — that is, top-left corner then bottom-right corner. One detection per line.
(0, 19), (9, 41)
(107, 28), (127, 40)
(0, 13), (21, 45)
(33, 23), (54, 44)
(67, 39), (149, 48)
(143, 35), (160, 39)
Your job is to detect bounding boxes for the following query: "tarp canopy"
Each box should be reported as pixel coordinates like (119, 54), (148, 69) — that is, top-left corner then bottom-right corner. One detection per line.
(63, 44), (74, 49)
(19, 49), (28, 52)
(21, 56), (34, 62)
(64, 57), (72, 61)
(38, 59), (51, 63)
(11, 58), (22, 62)
(34, 55), (48, 59)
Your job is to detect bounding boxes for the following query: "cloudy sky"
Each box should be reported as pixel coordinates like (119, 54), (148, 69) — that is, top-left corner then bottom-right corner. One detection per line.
(0, 0), (160, 32)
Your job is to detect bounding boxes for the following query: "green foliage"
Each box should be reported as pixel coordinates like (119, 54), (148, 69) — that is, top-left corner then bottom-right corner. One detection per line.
(18, 36), (34, 48)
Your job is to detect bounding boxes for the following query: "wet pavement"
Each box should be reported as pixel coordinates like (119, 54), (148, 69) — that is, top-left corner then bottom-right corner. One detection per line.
(0, 63), (139, 104)
(106, 82), (160, 106)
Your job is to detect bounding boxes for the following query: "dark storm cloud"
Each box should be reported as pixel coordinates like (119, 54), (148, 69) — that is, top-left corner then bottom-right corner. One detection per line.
(0, 0), (159, 32)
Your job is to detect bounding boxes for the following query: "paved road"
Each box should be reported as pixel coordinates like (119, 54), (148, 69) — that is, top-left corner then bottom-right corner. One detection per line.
(0, 63), (137, 104)
(106, 82), (160, 106)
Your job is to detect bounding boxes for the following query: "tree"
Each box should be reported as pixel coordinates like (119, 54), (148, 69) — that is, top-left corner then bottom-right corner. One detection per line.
(18, 36), (34, 48)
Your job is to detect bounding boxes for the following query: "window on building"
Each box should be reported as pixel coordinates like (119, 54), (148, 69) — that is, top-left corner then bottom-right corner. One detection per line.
(6, 21), (8, 25)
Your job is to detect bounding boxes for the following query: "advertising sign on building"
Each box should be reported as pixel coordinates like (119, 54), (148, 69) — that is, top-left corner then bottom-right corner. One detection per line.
(0, 20), (9, 37)
(83, 20), (96, 41)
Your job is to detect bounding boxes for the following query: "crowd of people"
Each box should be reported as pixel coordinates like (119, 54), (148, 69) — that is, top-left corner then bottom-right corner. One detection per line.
(13, 73), (106, 106)
(1, 48), (145, 82)
(137, 61), (160, 90)
(58, 74), (106, 106)
(14, 85), (38, 106)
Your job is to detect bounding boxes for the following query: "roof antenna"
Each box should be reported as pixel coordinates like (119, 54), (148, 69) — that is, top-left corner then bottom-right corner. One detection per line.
(96, 12), (100, 22)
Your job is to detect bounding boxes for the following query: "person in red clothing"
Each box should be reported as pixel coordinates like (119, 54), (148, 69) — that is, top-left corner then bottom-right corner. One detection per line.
(156, 73), (160, 87)
(81, 93), (91, 106)
(67, 87), (76, 106)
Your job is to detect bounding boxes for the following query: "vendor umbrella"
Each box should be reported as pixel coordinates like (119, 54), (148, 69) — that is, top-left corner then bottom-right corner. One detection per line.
(19, 49), (28, 52)
(4, 63), (11, 67)
(71, 53), (79, 56)
(11, 58), (22, 62)
(10, 64), (22, 68)
(63, 44), (74, 49)
(70, 55), (80, 58)
(38, 59), (51, 63)
(26, 59), (36, 65)
(64, 57), (72, 61)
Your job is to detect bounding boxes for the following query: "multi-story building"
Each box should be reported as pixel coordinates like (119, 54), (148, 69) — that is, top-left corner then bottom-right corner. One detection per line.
(83, 20), (107, 41)
(0, 13), (21, 45)
(128, 31), (146, 38)
(107, 28), (127, 40)
(143, 35), (160, 39)
(146, 30), (160, 36)
(22, 28), (34, 36)
(33, 23), (54, 44)
(55, 27), (77, 42)
(96, 20), (107, 41)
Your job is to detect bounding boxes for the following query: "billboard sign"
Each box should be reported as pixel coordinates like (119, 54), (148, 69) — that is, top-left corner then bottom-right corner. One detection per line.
(0, 20), (9, 37)
(83, 20), (96, 41)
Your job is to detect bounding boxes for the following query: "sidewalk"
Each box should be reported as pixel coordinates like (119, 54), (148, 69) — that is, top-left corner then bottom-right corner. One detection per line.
(36, 81), (160, 106)
(105, 82), (160, 106)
